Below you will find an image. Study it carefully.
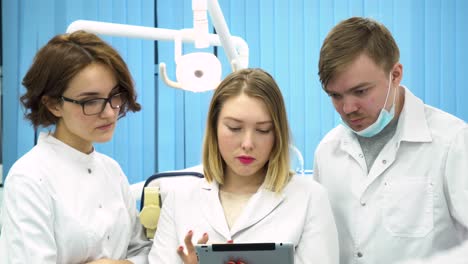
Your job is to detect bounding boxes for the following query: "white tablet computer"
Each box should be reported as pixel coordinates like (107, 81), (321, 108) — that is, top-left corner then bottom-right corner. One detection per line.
(195, 242), (294, 264)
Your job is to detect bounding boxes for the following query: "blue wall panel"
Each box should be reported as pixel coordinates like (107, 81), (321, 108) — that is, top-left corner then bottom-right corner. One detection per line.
(2, 0), (21, 180)
(425, 0), (441, 107)
(440, 0), (457, 114)
(245, 1), (260, 68)
(303, 0), (322, 170)
(456, 0), (468, 119)
(157, 0), (191, 172)
(3, 0), (468, 183)
(258, 0), (275, 73)
(288, 0), (306, 162)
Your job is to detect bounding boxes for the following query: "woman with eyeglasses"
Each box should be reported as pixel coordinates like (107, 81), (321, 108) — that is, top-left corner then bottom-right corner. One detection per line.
(0, 31), (152, 263)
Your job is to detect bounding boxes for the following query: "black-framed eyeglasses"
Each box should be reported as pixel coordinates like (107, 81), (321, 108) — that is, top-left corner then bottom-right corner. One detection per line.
(61, 92), (128, 116)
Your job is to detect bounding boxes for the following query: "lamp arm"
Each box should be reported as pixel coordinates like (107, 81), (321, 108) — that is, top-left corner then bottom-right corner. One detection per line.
(66, 19), (249, 70)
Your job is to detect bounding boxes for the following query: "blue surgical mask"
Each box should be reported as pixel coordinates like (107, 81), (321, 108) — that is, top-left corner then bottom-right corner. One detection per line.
(341, 72), (397, 138)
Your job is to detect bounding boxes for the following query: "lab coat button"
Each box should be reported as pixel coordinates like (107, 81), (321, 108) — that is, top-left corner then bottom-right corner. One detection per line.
(382, 159), (387, 164)
(360, 201), (366, 206)
(88, 168), (92, 173)
(357, 252), (363, 258)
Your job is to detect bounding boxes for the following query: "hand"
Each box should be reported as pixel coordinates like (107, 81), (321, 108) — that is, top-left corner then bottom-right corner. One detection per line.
(177, 230), (209, 264)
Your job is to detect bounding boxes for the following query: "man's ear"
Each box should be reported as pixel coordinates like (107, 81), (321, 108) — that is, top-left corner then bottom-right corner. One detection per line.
(391, 63), (403, 84)
(42, 96), (62, 117)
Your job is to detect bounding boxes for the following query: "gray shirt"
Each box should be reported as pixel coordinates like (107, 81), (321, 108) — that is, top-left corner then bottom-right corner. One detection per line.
(357, 119), (399, 172)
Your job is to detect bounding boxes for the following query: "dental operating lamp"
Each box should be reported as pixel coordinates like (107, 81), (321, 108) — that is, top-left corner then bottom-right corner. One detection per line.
(66, 0), (249, 92)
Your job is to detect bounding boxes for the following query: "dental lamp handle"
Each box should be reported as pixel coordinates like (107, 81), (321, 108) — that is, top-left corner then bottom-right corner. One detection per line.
(159, 63), (183, 89)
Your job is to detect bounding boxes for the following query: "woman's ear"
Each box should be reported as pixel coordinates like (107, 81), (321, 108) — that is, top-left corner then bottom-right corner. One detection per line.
(42, 96), (62, 117)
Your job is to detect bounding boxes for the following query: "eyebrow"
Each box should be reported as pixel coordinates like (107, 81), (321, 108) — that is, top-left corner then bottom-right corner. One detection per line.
(76, 85), (120, 97)
(325, 82), (375, 94)
(223, 117), (273, 125)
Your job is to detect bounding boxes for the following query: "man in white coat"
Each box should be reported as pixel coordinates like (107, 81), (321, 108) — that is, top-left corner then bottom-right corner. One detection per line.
(314, 16), (468, 264)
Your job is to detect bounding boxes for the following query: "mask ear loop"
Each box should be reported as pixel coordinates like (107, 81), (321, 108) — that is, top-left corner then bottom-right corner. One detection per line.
(389, 71), (399, 109)
(383, 71), (397, 111)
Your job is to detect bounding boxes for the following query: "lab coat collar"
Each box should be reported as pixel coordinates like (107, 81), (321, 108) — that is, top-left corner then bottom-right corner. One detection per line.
(39, 132), (96, 165)
(199, 180), (230, 239)
(394, 86), (432, 143)
(200, 180), (285, 239)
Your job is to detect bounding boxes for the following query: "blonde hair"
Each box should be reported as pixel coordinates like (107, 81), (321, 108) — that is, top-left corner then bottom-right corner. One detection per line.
(318, 17), (400, 88)
(202, 68), (293, 193)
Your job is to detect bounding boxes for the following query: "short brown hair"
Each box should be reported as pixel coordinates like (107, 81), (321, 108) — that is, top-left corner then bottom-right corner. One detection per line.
(318, 17), (400, 88)
(21, 30), (141, 128)
(202, 68), (293, 193)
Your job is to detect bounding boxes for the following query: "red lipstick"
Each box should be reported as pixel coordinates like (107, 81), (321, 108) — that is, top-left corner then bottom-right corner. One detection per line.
(238, 156), (255, 165)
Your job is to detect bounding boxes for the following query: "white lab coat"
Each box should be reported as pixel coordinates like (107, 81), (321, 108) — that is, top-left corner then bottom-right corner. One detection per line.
(0, 133), (152, 263)
(397, 239), (468, 264)
(149, 175), (339, 264)
(314, 86), (468, 264)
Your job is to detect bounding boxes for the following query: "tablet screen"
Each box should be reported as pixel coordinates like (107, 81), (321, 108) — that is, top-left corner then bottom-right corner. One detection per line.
(195, 242), (294, 264)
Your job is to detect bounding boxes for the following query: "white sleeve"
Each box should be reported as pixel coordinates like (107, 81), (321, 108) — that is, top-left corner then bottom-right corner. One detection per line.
(0, 173), (57, 263)
(312, 155), (320, 182)
(295, 186), (339, 264)
(312, 145), (322, 183)
(445, 126), (468, 232)
(148, 189), (182, 264)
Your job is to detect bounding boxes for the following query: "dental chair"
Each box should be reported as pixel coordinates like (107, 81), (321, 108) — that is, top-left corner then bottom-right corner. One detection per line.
(138, 165), (204, 239)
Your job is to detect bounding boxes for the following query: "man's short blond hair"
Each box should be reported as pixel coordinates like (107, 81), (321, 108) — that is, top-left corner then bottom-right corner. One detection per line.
(318, 17), (400, 88)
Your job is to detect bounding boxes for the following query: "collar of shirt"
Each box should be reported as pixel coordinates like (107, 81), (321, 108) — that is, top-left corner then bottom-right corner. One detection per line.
(38, 132), (96, 165)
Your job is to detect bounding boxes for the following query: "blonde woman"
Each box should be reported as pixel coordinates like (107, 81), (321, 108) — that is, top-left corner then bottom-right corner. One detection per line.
(149, 68), (339, 264)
